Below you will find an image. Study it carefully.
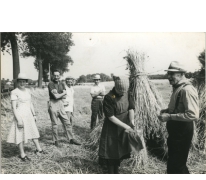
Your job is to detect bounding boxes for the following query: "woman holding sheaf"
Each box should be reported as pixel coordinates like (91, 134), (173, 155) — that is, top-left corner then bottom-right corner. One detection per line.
(98, 76), (142, 174)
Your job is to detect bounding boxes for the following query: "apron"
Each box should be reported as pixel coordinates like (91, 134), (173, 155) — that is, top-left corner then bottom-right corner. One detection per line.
(98, 92), (131, 159)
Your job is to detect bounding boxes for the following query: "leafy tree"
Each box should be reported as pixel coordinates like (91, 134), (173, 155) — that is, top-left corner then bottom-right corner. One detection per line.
(43, 69), (50, 83)
(1, 78), (6, 90)
(77, 73), (112, 83)
(99, 73), (112, 81)
(198, 50), (205, 68)
(78, 75), (87, 83)
(197, 50), (205, 85)
(191, 49), (205, 150)
(1, 32), (20, 88)
(22, 32), (74, 88)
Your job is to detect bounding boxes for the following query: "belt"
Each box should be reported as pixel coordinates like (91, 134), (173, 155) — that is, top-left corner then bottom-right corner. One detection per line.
(93, 97), (103, 100)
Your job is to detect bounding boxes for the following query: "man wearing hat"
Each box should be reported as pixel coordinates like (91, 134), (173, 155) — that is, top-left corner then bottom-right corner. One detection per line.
(90, 74), (105, 129)
(158, 61), (199, 174)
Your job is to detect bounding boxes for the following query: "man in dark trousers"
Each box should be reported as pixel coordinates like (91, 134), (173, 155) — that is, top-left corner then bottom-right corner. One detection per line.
(90, 74), (105, 129)
(48, 69), (81, 147)
(158, 61), (199, 174)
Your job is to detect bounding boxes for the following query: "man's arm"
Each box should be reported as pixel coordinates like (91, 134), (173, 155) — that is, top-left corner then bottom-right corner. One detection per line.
(170, 88), (199, 122)
(160, 108), (169, 114)
(48, 83), (67, 100)
(53, 91), (67, 99)
(90, 86), (102, 98)
(93, 85), (105, 98)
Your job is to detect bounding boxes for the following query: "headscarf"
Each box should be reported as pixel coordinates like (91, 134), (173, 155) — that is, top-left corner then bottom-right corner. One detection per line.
(113, 76), (129, 95)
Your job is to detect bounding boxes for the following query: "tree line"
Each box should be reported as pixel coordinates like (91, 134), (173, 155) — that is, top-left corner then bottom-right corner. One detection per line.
(77, 73), (113, 83)
(1, 32), (74, 88)
(148, 71), (204, 80)
(1, 33), (204, 88)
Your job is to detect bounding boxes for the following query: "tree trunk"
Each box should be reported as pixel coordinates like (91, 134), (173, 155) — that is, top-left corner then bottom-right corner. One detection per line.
(37, 51), (43, 88)
(10, 33), (20, 88)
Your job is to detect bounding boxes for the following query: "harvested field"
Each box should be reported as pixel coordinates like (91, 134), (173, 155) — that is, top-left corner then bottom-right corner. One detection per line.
(1, 80), (206, 174)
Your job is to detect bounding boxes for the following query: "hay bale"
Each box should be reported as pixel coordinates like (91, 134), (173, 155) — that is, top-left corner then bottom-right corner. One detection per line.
(124, 50), (167, 145)
(124, 50), (167, 167)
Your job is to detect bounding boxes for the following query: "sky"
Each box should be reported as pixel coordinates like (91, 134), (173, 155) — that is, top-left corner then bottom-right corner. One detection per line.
(1, 32), (205, 80)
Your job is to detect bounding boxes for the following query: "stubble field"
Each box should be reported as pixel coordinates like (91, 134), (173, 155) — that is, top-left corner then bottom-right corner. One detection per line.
(1, 80), (205, 174)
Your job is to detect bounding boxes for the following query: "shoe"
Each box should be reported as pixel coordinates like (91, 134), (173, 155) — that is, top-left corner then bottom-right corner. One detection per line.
(54, 141), (59, 147)
(19, 155), (31, 162)
(70, 139), (81, 145)
(34, 149), (47, 155)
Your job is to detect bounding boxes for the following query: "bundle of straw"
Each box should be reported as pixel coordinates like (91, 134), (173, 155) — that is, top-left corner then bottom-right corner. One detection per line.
(84, 120), (104, 161)
(192, 83), (206, 151)
(124, 50), (167, 153)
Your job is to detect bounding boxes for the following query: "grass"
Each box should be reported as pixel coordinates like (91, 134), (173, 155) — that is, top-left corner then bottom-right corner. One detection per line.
(1, 80), (206, 174)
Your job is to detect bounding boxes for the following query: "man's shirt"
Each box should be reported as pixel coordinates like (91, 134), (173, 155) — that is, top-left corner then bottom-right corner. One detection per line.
(90, 84), (105, 96)
(48, 81), (66, 100)
(168, 79), (199, 122)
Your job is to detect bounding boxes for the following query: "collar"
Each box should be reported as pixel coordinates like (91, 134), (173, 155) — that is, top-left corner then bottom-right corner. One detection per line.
(172, 79), (191, 89)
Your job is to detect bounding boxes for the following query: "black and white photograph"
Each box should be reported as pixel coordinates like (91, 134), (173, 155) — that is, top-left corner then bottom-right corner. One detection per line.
(1, 32), (205, 174)
(0, 0), (206, 176)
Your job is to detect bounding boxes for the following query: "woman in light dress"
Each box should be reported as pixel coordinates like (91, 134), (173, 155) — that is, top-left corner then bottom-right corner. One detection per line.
(7, 73), (46, 161)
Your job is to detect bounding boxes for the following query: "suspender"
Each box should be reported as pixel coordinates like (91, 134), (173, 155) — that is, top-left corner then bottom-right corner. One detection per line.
(173, 84), (188, 114)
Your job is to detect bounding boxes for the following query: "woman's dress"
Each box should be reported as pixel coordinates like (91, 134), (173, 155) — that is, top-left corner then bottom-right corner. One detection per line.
(7, 88), (40, 144)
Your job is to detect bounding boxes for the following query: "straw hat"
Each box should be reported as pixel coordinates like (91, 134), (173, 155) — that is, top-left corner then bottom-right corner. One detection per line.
(65, 76), (73, 81)
(165, 61), (187, 73)
(16, 73), (28, 81)
(93, 74), (101, 80)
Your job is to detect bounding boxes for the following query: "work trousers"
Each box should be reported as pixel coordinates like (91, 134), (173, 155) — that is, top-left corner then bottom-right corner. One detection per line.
(91, 98), (103, 129)
(48, 100), (74, 142)
(167, 137), (192, 174)
(166, 121), (193, 174)
(66, 111), (73, 126)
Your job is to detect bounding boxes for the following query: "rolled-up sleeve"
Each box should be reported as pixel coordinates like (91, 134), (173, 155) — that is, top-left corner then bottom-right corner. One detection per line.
(48, 82), (55, 92)
(103, 95), (114, 117)
(171, 87), (199, 122)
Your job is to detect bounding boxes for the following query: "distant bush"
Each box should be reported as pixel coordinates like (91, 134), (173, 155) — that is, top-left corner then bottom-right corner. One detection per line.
(77, 73), (113, 83)
(148, 74), (167, 79)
